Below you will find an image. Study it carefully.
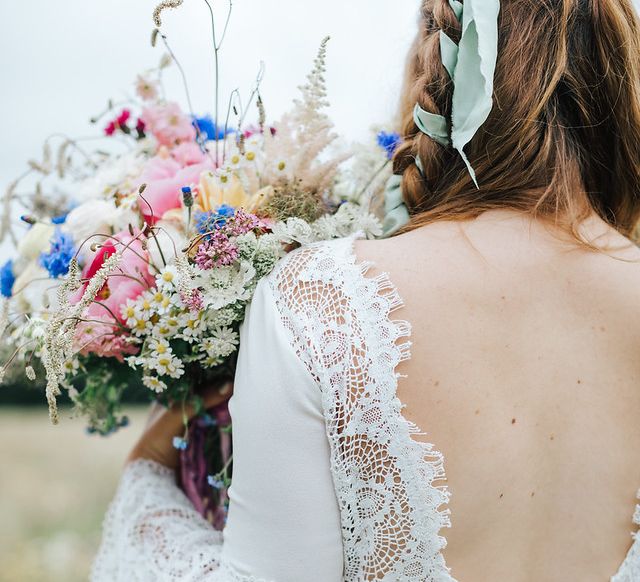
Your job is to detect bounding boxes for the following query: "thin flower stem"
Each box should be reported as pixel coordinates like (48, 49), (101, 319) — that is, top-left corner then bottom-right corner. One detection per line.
(2, 339), (37, 370)
(147, 228), (168, 268)
(356, 159), (391, 200)
(157, 33), (215, 166)
(83, 302), (129, 330)
(239, 62), (266, 127)
(217, 0), (233, 50)
(203, 0), (221, 166)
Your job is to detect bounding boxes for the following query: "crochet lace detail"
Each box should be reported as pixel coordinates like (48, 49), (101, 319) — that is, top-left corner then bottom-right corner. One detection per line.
(611, 491), (640, 581)
(91, 459), (270, 582)
(268, 235), (455, 581)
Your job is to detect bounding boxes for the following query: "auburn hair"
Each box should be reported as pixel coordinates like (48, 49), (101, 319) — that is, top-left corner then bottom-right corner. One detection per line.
(394, 0), (640, 240)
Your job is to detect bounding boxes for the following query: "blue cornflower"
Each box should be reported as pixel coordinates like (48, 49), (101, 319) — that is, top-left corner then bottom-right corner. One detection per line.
(172, 436), (189, 451)
(39, 229), (75, 279)
(193, 115), (233, 142)
(195, 204), (237, 234)
(0, 260), (15, 298)
(51, 213), (68, 225)
(376, 131), (402, 160)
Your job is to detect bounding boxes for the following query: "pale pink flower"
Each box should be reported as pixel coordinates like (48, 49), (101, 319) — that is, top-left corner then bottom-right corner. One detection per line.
(74, 313), (139, 362)
(135, 75), (159, 101)
(141, 102), (196, 147)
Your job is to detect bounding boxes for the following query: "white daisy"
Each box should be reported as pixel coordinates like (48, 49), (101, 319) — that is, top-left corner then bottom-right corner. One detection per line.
(143, 375), (168, 394)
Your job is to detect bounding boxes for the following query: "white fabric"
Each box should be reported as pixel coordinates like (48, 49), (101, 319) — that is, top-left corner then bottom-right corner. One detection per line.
(92, 235), (640, 581)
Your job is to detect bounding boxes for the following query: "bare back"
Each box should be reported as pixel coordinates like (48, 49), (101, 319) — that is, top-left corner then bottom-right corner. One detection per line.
(356, 210), (640, 581)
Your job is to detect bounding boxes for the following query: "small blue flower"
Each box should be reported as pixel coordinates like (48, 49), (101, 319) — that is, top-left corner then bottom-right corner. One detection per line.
(193, 116), (233, 142)
(0, 260), (15, 298)
(216, 204), (235, 219)
(195, 204), (237, 234)
(376, 131), (402, 160)
(172, 436), (189, 451)
(207, 475), (225, 490)
(39, 229), (76, 279)
(201, 413), (217, 427)
(51, 213), (68, 225)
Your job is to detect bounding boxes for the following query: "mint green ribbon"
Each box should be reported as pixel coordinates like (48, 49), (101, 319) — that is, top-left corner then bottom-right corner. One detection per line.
(382, 174), (409, 237)
(413, 0), (500, 188)
(383, 0), (500, 236)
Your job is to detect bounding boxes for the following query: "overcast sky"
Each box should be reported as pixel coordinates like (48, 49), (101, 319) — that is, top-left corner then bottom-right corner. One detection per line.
(0, 1), (417, 195)
(2, 0), (640, 261)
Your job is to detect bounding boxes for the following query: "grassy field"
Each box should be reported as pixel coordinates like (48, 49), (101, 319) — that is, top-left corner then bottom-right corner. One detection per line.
(0, 406), (148, 582)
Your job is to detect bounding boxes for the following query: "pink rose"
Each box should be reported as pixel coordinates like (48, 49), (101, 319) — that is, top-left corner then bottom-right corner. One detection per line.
(137, 151), (213, 224)
(72, 232), (154, 322)
(74, 312), (139, 362)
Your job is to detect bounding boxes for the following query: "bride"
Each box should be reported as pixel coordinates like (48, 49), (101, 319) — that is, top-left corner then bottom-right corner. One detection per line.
(91, 0), (640, 580)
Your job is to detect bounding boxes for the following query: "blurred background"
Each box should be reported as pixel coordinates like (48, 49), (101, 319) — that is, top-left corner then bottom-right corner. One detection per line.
(0, 0), (417, 580)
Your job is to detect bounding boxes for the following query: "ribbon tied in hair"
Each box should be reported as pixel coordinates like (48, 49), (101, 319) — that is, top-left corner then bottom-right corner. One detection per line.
(383, 0), (500, 236)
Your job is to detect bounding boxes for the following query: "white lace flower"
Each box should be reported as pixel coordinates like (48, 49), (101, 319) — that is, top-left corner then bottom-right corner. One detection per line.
(200, 327), (239, 360)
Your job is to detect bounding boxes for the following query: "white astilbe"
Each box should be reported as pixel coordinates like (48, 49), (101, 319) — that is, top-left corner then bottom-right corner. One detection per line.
(42, 252), (121, 424)
(261, 37), (351, 195)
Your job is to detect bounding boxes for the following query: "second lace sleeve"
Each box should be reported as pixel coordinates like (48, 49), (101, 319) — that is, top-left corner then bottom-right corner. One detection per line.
(91, 459), (253, 582)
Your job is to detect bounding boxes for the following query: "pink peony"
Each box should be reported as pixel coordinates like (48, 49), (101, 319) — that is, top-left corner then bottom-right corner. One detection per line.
(141, 102), (196, 147)
(72, 231), (155, 325)
(74, 313), (139, 362)
(137, 149), (213, 224)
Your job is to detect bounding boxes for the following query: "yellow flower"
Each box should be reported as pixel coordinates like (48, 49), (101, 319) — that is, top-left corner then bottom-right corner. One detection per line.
(199, 171), (249, 212)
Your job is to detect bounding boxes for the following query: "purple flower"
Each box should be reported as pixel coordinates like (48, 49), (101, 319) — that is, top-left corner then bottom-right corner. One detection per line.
(377, 131), (402, 160)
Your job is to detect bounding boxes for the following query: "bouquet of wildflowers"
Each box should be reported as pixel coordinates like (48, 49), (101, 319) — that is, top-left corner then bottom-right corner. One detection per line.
(0, 2), (398, 526)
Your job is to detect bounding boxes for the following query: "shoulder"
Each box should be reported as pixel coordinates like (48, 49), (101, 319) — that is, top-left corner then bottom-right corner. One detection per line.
(267, 235), (360, 293)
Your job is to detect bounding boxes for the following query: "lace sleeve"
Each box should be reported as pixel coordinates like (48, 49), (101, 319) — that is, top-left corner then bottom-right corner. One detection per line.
(91, 459), (262, 582)
(269, 236), (455, 582)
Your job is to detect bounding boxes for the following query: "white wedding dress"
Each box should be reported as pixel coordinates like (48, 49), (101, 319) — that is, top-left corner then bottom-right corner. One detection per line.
(91, 235), (640, 581)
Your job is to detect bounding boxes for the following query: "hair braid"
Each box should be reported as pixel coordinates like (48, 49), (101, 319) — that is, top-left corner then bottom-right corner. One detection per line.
(393, 0), (462, 215)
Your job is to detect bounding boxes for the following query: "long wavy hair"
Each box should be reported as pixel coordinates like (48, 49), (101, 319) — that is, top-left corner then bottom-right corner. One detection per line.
(393, 0), (640, 241)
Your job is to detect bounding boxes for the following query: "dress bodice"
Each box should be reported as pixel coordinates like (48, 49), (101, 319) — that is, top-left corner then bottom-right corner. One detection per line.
(91, 235), (640, 581)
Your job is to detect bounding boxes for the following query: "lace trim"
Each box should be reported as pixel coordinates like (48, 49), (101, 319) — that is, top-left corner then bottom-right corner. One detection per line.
(268, 234), (454, 581)
(92, 459), (272, 582)
(611, 492), (640, 581)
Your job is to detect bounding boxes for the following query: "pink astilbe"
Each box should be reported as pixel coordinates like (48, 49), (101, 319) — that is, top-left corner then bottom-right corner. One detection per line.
(194, 231), (239, 270)
(226, 209), (266, 236)
(180, 288), (204, 312)
(141, 102), (196, 147)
